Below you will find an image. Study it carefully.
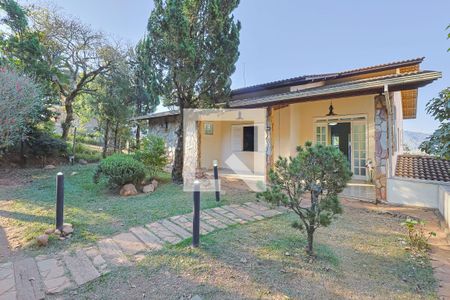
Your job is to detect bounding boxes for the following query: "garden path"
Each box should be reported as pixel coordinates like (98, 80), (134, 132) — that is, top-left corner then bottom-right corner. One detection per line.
(0, 201), (286, 299)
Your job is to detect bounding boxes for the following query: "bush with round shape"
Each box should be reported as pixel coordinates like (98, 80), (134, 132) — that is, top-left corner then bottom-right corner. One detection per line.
(93, 154), (146, 187)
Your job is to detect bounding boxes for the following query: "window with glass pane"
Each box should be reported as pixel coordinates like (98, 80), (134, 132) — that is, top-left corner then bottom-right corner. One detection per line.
(315, 125), (327, 145)
(352, 123), (366, 177)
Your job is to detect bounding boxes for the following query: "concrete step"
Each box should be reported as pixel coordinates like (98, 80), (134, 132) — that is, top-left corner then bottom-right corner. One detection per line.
(14, 257), (45, 300)
(35, 255), (73, 294)
(63, 250), (101, 286)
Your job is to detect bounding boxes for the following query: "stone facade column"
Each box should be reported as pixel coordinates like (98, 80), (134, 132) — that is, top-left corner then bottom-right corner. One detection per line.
(265, 107), (273, 181)
(182, 114), (200, 184)
(374, 95), (388, 202)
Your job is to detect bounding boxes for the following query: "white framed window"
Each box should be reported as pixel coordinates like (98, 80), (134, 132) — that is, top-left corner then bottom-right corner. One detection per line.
(314, 124), (327, 145)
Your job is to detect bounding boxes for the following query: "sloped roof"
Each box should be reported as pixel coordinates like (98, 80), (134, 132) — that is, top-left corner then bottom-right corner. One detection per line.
(396, 155), (450, 182)
(229, 70), (441, 108)
(232, 57), (425, 96)
(131, 110), (180, 121)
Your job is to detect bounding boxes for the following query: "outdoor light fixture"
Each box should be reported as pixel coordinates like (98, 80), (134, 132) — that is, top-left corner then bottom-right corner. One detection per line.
(326, 101), (338, 126)
(326, 101), (337, 116)
(236, 111), (243, 120)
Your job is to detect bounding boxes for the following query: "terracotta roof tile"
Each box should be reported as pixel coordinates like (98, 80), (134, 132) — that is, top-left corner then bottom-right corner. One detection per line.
(395, 155), (450, 182)
(231, 57), (424, 95)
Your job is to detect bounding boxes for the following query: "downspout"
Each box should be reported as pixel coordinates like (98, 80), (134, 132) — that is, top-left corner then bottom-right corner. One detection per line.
(383, 85), (393, 178)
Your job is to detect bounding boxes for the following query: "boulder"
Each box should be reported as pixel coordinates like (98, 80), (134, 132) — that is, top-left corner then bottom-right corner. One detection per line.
(78, 159), (88, 165)
(143, 184), (155, 193)
(62, 225), (73, 236)
(151, 179), (158, 189)
(44, 228), (55, 235)
(120, 184), (138, 196)
(54, 229), (61, 236)
(43, 164), (56, 170)
(36, 234), (49, 246)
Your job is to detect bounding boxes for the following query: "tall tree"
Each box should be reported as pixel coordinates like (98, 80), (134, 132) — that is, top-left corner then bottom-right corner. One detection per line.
(145, 0), (240, 183)
(0, 0), (56, 117)
(419, 88), (450, 159)
(29, 6), (117, 139)
(419, 25), (449, 160)
(130, 39), (160, 147)
(87, 50), (134, 157)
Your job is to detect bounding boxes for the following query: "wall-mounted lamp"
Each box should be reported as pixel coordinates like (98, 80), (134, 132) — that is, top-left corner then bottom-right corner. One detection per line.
(326, 101), (337, 117)
(236, 111), (243, 120)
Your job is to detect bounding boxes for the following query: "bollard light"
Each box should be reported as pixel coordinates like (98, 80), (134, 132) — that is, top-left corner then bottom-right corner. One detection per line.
(213, 160), (220, 202)
(56, 172), (64, 231)
(192, 180), (200, 247)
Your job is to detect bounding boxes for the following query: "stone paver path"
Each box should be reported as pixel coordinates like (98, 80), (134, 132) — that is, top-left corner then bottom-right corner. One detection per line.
(0, 202), (283, 299)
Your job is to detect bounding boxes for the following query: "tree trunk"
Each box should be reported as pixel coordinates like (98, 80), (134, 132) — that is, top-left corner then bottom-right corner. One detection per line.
(306, 228), (314, 255)
(113, 122), (119, 152)
(61, 96), (75, 140)
(102, 119), (110, 158)
(135, 123), (141, 149)
(171, 111), (184, 184)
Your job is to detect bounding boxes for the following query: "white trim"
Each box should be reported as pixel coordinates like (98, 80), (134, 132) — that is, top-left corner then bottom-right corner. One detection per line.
(313, 114), (368, 180)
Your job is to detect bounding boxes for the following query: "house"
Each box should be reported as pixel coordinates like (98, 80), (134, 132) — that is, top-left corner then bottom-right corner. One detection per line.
(135, 58), (447, 208)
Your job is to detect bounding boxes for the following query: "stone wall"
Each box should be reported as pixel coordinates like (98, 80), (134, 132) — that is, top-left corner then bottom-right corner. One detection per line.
(142, 115), (180, 166)
(374, 95), (388, 201)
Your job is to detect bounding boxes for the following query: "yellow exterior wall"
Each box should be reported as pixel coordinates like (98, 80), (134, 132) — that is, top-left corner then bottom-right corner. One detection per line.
(272, 106), (291, 158)
(272, 95), (377, 172)
(199, 121), (265, 174)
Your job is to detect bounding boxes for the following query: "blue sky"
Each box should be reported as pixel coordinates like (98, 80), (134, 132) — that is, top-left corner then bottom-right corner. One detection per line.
(32, 0), (449, 133)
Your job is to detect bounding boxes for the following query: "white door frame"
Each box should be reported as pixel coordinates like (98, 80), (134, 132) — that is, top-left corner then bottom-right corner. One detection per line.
(313, 114), (368, 180)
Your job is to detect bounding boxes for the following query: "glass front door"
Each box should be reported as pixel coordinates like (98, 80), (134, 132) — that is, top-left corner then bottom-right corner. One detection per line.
(351, 122), (367, 179)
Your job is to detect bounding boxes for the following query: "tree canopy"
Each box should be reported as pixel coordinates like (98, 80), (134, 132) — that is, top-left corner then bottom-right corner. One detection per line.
(144, 0), (241, 182)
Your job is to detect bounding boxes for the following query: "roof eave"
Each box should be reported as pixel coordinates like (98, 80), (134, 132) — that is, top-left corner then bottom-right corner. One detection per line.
(229, 71), (441, 108)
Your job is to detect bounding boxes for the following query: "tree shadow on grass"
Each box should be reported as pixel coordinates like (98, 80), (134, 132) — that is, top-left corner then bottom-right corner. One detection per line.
(147, 214), (438, 299)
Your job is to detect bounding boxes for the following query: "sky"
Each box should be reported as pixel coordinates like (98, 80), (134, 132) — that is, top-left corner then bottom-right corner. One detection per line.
(25, 0), (449, 134)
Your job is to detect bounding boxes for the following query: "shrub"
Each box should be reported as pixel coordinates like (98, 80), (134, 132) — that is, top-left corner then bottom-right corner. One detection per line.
(401, 218), (436, 252)
(134, 135), (168, 178)
(257, 142), (352, 256)
(27, 131), (67, 166)
(0, 67), (44, 149)
(93, 154), (146, 187)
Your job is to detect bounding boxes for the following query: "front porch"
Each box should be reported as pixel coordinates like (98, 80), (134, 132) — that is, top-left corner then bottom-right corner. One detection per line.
(204, 168), (376, 202)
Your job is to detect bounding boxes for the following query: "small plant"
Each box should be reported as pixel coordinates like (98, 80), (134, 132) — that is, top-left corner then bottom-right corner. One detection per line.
(93, 154), (146, 187)
(401, 218), (436, 252)
(258, 142), (352, 256)
(134, 135), (168, 178)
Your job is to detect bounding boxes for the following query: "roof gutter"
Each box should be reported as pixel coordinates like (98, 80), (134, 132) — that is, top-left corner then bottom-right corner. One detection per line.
(229, 71), (442, 108)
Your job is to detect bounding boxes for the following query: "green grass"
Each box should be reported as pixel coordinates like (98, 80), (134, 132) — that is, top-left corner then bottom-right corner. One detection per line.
(0, 164), (256, 255)
(58, 212), (437, 299)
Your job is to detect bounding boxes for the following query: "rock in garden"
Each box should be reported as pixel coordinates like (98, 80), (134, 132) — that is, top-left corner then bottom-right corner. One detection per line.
(62, 225), (74, 236)
(143, 183), (155, 193)
(151, 179), (158, 189)
(36, 234), (49, 246)
(43, 164), (56, 170)
(78, 159), (88, 165)
(44, 228), (55, 235)
(120, 184), (138, 196)
(54, 229), (61, 236)
(70, 171), (78, 176)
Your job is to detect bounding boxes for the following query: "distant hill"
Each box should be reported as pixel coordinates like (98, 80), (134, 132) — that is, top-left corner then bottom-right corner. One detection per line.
(403, 130), (430, 153)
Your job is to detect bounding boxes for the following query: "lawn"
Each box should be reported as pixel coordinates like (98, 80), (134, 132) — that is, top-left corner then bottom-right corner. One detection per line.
(0, 164), (256, 255)
(52, 206), (437, 299)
